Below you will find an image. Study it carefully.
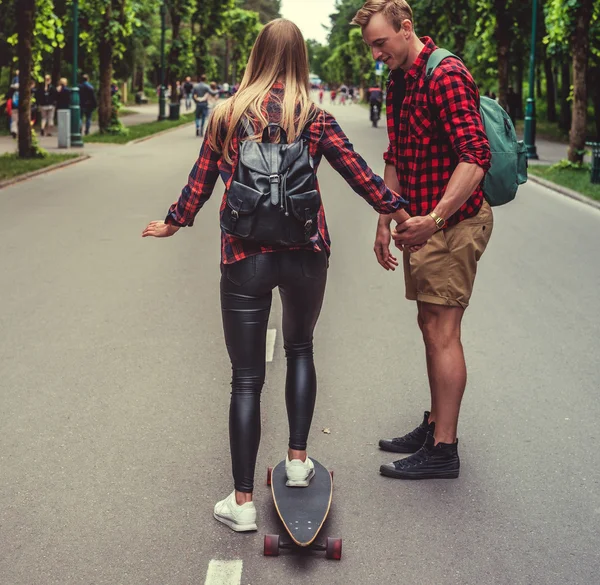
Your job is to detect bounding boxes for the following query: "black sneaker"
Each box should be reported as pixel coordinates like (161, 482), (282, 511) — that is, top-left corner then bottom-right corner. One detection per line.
(379, 411), (433, 453)
(380, 433), (460, 479)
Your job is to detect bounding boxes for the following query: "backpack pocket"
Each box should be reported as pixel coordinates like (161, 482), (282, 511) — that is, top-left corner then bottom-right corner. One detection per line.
(287, 190), (321, 244)
(516, 140), (528, 185)
(221, 181), (265, 238)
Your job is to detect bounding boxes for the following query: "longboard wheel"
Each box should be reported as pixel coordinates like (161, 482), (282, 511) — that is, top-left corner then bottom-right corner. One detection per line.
(325, 537), (342, 560)
(264, 534), (280, 557)
(330, 470), (334, 481)
(267, 467), (273, 486)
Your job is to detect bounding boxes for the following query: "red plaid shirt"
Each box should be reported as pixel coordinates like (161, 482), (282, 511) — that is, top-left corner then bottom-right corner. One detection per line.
(384, 37), (491, 226)
(165, 83), (406, 264)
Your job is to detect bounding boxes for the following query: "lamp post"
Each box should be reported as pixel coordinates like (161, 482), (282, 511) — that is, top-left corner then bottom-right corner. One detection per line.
(69, 0), (83, 147)
(524, 0), (539, 159)
(158, 1), (167, 121)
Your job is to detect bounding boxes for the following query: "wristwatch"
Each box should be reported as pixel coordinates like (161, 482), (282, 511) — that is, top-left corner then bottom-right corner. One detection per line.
(429, 211), (446, 230)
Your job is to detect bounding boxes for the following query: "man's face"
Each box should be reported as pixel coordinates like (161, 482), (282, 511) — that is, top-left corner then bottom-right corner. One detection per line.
(362, 12), (411, 71)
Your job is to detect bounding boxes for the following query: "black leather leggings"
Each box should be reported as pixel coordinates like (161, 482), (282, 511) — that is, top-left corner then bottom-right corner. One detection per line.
(220, 249), (328, 493)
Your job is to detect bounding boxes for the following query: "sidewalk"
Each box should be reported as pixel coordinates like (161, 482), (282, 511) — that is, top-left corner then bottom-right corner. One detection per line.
(516, 134), (568, 166)
(0, 104), (170, 155)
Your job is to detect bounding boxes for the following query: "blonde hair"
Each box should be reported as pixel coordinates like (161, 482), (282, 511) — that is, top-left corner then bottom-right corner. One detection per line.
(207, 18), (313, 164)
(351, 0), (413, 32)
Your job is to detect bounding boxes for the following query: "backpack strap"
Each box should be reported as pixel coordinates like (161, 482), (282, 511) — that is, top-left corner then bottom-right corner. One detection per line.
(425, 48), (460, 81)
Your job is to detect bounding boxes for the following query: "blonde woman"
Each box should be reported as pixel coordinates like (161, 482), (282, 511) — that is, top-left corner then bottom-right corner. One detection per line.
(142, 19), (417, 532)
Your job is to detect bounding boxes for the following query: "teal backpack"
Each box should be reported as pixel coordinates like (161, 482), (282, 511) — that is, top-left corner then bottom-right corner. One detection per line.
(426, 49), (528, 206)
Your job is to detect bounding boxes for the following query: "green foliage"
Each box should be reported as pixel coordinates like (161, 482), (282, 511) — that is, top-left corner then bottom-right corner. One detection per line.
(7, 0), (65, 80)
(239, 0), (281, 23)
(104, 93), (129, 135)
(550, 158), (591, 171)
(85, 112), (195, 143)
(529, 164), (600, 201)
(220, 8), (262, 81)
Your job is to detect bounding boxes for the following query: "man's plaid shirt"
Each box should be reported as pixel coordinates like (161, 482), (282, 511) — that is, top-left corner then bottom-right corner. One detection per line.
(165, 83), (406, 264)
(384, 37), (491, 227)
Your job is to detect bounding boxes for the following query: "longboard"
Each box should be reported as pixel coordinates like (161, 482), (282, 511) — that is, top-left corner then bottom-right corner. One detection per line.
(263, 458), (342, 559)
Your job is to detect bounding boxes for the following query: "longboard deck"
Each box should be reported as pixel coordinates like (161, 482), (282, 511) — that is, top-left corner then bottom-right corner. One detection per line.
(271, 458), (333, 546)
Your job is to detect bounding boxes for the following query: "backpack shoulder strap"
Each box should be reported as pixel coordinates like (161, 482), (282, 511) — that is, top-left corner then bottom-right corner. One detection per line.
(425, 48), (461, 81)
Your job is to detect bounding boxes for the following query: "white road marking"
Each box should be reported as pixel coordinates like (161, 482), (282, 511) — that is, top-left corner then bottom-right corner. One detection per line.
(204, 560), (243, 585)
(266, 328), (277, 362)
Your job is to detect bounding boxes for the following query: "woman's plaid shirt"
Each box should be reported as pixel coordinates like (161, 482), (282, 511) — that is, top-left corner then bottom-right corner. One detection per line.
(165, 83), (406, 264)
(384, 37), (491, 227)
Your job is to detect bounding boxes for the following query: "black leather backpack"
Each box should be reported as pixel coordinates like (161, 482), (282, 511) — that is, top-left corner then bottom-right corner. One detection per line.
(220, 118), (321, 246)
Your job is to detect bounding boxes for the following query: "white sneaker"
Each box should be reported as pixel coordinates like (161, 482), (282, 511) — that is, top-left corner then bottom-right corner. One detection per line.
(213, 491), (257, 532)
(285, 455), (315, 487)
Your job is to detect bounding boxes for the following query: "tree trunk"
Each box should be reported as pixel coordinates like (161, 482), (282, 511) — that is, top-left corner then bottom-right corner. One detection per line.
(494, 0), (511, 110)
(16, 0), (35, 158)
(559, 59), (571, 133)
(167, 10), (182, 100)
(591, 66), (600, 141)
(516, 59), (524, 119)
(224, 37), (231, 85)
(568, 0), (593, 163)
(52, 45), (62, 85)
(544, 56), (557, 123)
(98, 3), (113, 133)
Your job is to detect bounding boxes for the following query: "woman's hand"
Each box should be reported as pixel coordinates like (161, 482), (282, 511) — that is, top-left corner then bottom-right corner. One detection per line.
(142, 221), (180, 238)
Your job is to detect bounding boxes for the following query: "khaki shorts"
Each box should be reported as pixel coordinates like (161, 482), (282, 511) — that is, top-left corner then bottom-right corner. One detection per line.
(403, 201), (493, 309)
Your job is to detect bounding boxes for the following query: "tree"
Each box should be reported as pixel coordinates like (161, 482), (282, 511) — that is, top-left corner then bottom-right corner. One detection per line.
(220, 8), (261, 84)
(16, 0), (36, 157)
(240, 0), (281, 23)
(192, 0), (236, 77)
(80, 0), (136, 133)
(545, 0), (598, 162)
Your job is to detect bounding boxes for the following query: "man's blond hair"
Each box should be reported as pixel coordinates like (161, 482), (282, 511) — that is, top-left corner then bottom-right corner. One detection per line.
(351, 0), (413, 32)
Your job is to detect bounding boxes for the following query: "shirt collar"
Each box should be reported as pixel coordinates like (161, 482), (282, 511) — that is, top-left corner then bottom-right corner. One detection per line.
(272, 81), (284, 91)
(405, 37), (437, 80)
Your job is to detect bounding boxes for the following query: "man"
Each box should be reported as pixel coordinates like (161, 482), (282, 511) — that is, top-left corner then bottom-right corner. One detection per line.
(367, 82), (383, 123)
(192, 74), (218, 137)
(78, 74), (97, 136)
(38, 74), (57, 136)
(183, 76), (194, 111)
(353, 0), (493, 479)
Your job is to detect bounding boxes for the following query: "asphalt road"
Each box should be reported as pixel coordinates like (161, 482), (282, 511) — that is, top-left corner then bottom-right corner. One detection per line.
(1, 99), (599, 585)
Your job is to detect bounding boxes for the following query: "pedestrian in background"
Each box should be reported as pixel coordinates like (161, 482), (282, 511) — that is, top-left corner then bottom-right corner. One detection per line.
(79, 74), (97, 136)
(192, 74), (218, 137)
(56, 78), (71, 110)
(183, 76), (194, 111)
(354, 0), (493, 480)
(8, 83), (19, 138)
(38, 74), (57, 136)
(142, 18), (418, 533)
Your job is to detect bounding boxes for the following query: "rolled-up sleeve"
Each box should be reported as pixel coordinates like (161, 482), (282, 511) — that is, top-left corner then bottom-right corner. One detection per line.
(383, 142), (396, 165)
(318, 112), (407, 214)
(431, 64), (491, 172)
(165, 137), (221, 227)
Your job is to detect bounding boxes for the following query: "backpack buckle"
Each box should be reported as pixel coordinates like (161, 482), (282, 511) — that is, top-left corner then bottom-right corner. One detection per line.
(269, 174), (280, 184)
(304, 219), (313, 233)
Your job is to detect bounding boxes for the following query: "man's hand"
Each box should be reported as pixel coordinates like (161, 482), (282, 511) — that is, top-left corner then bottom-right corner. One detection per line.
(392, 216), (437, 247)
(374, 220), (399, 271)
(142, 221), (180, 238)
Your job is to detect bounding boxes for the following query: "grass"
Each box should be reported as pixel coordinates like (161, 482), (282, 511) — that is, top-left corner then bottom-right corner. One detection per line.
(0, 152), (80, 182)
(84, 112), (195, 144)
(514, 118), (598, 144)
(528, 165), (600, 201)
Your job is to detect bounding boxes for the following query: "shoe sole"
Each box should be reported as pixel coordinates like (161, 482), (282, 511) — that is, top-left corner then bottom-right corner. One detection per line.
(286, 468), (315, 487)
(378, 440), (422, 454)
(379, 466), (459, 480)
(213, 512), (257, 532)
